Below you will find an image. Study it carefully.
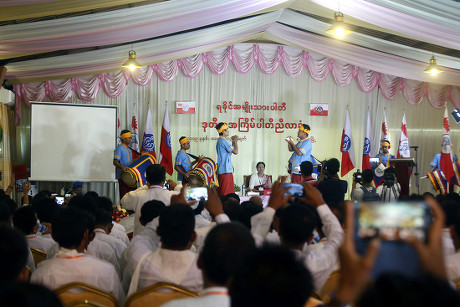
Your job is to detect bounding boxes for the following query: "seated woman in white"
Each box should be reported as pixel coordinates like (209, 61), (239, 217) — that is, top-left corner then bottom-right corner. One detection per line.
(249, 162), (272, 192)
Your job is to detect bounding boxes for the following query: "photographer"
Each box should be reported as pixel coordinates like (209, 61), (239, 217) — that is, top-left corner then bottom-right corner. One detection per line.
(376, 167), (400, 202)
(317, 158), (347, 205)
(351, 169), (379, 202)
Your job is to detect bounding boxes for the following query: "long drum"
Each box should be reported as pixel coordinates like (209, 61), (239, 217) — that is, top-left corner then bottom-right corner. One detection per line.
(122, 154), (157, 188)
(187, 157), (219, 189)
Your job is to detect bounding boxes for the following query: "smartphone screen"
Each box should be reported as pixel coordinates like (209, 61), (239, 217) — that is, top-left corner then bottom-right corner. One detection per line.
(55, 196), (65, 205)
(15, 179), (27, 192)
(355, 201), (431, 279)
(283, 183), (304, 197)
(186, 187), (208, 202)
(358, 202), (428, 241)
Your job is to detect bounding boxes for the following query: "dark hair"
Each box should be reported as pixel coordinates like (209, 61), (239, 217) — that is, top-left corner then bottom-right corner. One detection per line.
(0, 193), (17, 217)
(229, 245), (313, 307)
(179, 136), (187, 144)
(0, 225), (29, 284)
(94, 208), (113, 227)
(201, 223), (255, 285)
(235, 203), (263, 230)
(226, 193), (240, 204)
(222, 198), (242, 221)
(140, 200), (166, 224)
(0, 201), (11, 224)
(362, 169), (374, 183)
(120, 129), (130, 136)
(256, 162), (265, 169)
(31, 190), (52, 207)
(158, 204), (195, 249)
(97, 196), (114, 214)
(216, 122), (226, 136)
(84, 191), (99, 200)
(279, 204), (316, 246)
(68, 195), (98, 218)
(33, 198), (59, 223)
(439, 193), (460, 227)
(300, 161), (313, 177)
(0, 283), (64, 307)
(325, 158), (340, 176)
(52, 207), (94, 248)
(13, 206), (37, 235)
(302, 124), (311, 134)
(146, 164), (166, 185)
(357, 272), (460, 307)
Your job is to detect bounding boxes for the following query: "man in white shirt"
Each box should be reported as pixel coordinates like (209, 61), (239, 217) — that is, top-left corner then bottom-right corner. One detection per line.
(121, 200), (165, 291)
(163, 222), (255, 307)
(31, 207), (125, 304)
(376, 167), (401, 202)
(96, 196), (130, 246)
(251, 181), (343, 291)
(12, 206), (55, 254)
(121, 164), (181, 236)
(128, 204), (202, 295)
(94, 209), (127, 263)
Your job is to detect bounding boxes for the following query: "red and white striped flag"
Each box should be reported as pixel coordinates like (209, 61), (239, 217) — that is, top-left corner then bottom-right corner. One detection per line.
(340, 110), (355, 177)
(381, 110), (389, 141)
(397, 113), (410, 158)
(159, 103), (173, 175)
(362, 110), (374, 170)
(440, 108), (457, 186)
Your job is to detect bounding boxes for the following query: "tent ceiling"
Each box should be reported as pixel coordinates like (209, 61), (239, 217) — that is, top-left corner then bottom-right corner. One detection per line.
(0, 0), (459, 86)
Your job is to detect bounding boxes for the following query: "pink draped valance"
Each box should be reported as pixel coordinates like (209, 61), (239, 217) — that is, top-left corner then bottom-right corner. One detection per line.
(14, 43), (460, 124)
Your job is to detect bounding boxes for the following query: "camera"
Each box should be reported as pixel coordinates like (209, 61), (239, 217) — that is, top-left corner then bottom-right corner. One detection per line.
(353, 169), (362, 184)
(383, 172), (396, 187)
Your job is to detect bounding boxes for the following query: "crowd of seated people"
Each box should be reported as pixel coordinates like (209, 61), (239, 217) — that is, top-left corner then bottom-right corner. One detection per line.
(1, 162), (460, 307)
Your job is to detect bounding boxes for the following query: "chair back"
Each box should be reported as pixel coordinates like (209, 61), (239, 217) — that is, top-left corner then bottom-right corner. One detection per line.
(243, 175), (251, 189)
(54, 282), (119, 307)
(30, 247), (47, 267)
(125, 282), (198, 307)
(319, 270), (340, 303)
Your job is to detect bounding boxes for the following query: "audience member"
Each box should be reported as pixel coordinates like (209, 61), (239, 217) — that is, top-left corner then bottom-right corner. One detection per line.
(317, 158), (348, 205)
(0, 282), (64, 307)
(350, 169), (378, 202)
(97, 196), (129, 245)
(127, 204), (202, 295)
(12, 206), (55, 254)
(0, 224), (31, 284)
(248, 161), (272, 192)
(163, 223), (256, 307)
(30, 207), (125, 303)
(94, 208), (127, 262)
(121, 164), (181, 236)
(447, 215), (460, 282)
(229, 245), (313, 307)
(300, 161), (317, 186)
(376, 167), (400, 201)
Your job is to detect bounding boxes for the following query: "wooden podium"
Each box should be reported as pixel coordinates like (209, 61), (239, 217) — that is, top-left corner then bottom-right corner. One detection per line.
(389, 158), (415, 197)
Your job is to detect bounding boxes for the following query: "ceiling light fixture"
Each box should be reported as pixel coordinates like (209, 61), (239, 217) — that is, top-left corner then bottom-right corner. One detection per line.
(325, 12), (352, 38)
(121, 50), (142, 71)
(423, 56), (444, 75)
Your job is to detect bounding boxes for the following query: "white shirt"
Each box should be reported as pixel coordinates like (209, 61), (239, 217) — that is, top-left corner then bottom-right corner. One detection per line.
(120, 185), (181, 236)
(26, 234), (55, 254)
(442, 228), (456, 258)
(121, 219), (161, 292)
(376, 183), (401, 202)
(447, 252), (460, 281)
(129, 248), (203, 295)
(94, 228), (127, 263)
(48, 239), (120, 277)
(162, 287), (229, 307)
(110, 226), (130, 246)
(251, 205), (343, 291)
(30, 248), (125, 304)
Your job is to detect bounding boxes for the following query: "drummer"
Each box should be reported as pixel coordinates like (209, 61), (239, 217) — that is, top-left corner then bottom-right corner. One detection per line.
(175, 136), (201, 184)
(113, 129), (137, 199)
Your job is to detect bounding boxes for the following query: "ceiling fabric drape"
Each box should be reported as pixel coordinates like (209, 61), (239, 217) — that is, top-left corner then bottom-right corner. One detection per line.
(13, 43), (460, 124)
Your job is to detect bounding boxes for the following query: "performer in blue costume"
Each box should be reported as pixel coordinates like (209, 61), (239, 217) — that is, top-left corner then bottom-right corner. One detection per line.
(286, 124), (313, 183)
(113, 130), (137, 198)
(175, 136), (202, 184)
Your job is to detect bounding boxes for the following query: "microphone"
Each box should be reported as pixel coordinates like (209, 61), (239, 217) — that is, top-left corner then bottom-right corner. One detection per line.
(409, 146), (419, 149)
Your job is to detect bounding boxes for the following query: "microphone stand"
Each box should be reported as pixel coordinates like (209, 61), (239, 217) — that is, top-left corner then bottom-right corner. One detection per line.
(410, 146), (420, 194)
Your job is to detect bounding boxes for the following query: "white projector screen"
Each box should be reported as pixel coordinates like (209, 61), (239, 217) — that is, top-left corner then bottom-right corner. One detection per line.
(30, 102), (117, 182)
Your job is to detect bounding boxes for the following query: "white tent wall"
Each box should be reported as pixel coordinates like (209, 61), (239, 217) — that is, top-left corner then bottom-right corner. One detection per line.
(13, 53), (457, 204)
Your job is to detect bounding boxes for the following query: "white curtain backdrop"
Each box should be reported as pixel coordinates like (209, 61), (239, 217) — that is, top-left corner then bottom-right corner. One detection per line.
(14, 52), (458, 203)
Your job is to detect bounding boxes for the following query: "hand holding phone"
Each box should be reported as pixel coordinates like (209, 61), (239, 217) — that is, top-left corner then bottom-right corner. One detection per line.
(186, 187), (208, 202)
(282, 183), (304, 197)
